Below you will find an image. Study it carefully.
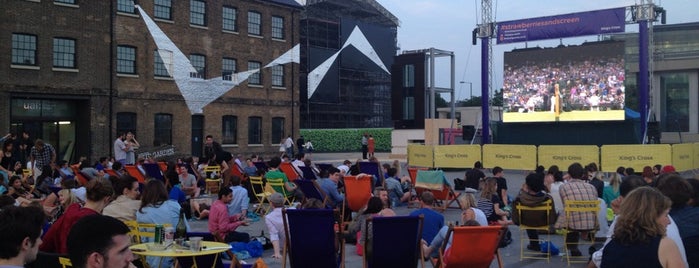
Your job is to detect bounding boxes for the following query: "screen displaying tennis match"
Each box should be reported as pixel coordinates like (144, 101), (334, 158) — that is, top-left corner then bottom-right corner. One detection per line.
(502, 41), (626, 123)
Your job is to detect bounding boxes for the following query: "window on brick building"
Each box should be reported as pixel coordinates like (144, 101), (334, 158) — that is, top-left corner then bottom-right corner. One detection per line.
(116, 112), (137, 136)
(222, 58), (236, 81)
(271, 65), (284, 87)
(248, 61), (261, 85)
(189, 54), (206, 78)
(53, 38), (76, 68)
(154, 50), (172, 78)
(54, 0), (77, 4)
(222, 6), (237, 32)
(272, 117), (284, 144)
(190, 0), (206, 26)
(272, 16), (284, 39)
(154, 0), (172, 20)
(117, 0), (135, 13)
(222, 115), (237, 144)
(248, 117), (262, 145)
(117, 45), (136, 74)
(12, 33), (37, 66)
(248, 11), (261, 36)
(154, 113), (172, 146)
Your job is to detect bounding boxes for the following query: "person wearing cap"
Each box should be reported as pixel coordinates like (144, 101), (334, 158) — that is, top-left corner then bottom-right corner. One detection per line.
(661, 165), (677, 175)
(264, 193), (287, 259)
(209, 187), (250, 243)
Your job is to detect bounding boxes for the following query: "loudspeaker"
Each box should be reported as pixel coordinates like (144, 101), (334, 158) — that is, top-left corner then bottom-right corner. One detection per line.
(647, 121), (661, 143)
(462, 125), (476, 140)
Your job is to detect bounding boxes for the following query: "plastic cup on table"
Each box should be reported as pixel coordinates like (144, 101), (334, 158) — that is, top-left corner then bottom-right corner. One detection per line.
(189, 236), (203, 252)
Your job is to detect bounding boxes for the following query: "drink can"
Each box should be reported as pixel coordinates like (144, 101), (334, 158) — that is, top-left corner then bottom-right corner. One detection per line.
(154, 224), (163, 244)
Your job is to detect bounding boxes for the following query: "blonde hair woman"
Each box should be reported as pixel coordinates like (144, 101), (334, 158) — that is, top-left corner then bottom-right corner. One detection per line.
(458, 192), (488, 226)
(601, 187), (683, 268)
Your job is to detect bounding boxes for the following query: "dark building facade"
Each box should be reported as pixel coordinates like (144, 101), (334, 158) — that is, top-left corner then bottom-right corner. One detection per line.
(300, 0), (399, 128)
(391, 52), (427, 130)
(1, 0), (302, 162)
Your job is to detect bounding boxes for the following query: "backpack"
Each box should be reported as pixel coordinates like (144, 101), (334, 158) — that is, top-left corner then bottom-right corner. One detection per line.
(498, 228), (512, 248)
(453, 178), (466, 191)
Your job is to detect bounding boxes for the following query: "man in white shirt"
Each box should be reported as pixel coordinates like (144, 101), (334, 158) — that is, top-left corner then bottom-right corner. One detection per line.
(113, 132), (128, 165)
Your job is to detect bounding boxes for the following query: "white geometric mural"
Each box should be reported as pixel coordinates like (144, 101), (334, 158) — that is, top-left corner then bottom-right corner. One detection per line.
(136, 5), (300, 114)
(306, 25), (390, 99)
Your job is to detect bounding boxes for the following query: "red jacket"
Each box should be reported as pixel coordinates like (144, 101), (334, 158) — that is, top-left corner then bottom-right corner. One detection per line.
(40, 203), (98, 253)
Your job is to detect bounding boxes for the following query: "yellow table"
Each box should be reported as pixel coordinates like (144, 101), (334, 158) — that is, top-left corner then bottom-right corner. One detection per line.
(130, 241), (230, 268)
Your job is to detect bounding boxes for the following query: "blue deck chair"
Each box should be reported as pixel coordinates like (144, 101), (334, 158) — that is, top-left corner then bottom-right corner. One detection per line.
(316, 163), (334, 172)
(253, 161), (269, 174)
(295, 179), (328, 207)
(298, 166), (318, 180)
(142, 163), (164, 181)
(358, 161), (383, 188)
(364, 215), (424, 268)
(282, 208), (344, 268)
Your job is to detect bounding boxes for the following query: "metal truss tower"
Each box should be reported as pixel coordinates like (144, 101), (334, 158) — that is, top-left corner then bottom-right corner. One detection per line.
(477, 0), (494, 144)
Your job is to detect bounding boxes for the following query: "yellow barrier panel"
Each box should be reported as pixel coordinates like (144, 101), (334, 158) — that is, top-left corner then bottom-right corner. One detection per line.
(600, 144), (672, 172)
(672, 143), (693, 172)
(694, 143), (699, 169)
(482, 144), (537, 170)
(433, 145), (482, 168)
(538, 145), (599, 170)
(407, 144), (434, 168)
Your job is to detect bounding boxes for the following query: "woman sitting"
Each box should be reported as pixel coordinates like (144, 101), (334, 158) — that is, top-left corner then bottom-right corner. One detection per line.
(601, 187), (684, 268)
(477, 177), (511, 225)
(103, 175), (141, 221)
(137, 179), (189, 268)
(512, 173), (557, 251)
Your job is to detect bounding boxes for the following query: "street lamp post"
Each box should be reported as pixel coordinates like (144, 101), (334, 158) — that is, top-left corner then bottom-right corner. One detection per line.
(460, 81), (473, 100)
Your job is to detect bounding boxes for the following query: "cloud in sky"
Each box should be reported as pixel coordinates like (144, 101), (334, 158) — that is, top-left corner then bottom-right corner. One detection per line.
(378, 0), (695, 100)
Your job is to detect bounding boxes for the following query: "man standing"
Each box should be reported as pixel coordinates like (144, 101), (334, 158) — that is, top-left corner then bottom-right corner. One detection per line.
(361, 133), (368, 159)
(318, 167), (344, 208)
(0, 206), (45, 267)
(67, 215), (135, 268)
(29, 139), (56, 181)
(284, 135), (294, 157)
(409, 192), (444, 245)
(203, 135), (225, 162)
(209, 187), (250, 243)
(296, 136), (305, 155)
(17, 131), (32, 165)
(555, 162), (598, 257)
(113, 132), (128, 165)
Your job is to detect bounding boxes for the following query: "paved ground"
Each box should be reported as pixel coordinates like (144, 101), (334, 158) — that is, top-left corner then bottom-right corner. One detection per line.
(190, 152), (593, 267)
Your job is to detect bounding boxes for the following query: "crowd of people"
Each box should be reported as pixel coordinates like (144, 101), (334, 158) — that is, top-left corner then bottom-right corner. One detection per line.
(1, 130), (696, 267)
(502, 55), (625, 113)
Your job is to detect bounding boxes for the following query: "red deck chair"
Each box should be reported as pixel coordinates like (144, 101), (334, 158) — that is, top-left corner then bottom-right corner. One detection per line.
(342, 175), (372, 213)
(157, 161), (168, 172)
(70, 165), (90, 186)
(124, 165), (146, 183)
(104, 169), (119, 178)
(437, 225), (505, 268)
(279, 162), (301, 182)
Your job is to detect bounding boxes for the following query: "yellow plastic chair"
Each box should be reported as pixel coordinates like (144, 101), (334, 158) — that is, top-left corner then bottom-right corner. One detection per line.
(58, 256), (72, 268)
(561, 200), (600, 265)
(266, 178), (295, 205)
(516, 199), (553, 262)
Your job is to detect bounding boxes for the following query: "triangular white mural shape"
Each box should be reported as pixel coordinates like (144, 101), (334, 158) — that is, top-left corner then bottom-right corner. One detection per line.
(136, 5), (299, 114)
(306, 25), (390, 99)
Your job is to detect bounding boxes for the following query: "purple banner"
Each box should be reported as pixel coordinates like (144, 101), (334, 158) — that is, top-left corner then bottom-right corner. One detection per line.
(496, 8), (625, 44)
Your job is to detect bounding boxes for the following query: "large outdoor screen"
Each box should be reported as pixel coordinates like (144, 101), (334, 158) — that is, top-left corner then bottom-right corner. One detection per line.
(502, 41), (625, 123)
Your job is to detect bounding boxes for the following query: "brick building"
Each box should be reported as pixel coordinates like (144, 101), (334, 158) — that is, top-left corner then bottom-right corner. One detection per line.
(1, 0), (302, 162)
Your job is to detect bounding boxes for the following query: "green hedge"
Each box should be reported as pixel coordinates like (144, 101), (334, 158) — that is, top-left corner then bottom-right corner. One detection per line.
(300, 128), (392, 152)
